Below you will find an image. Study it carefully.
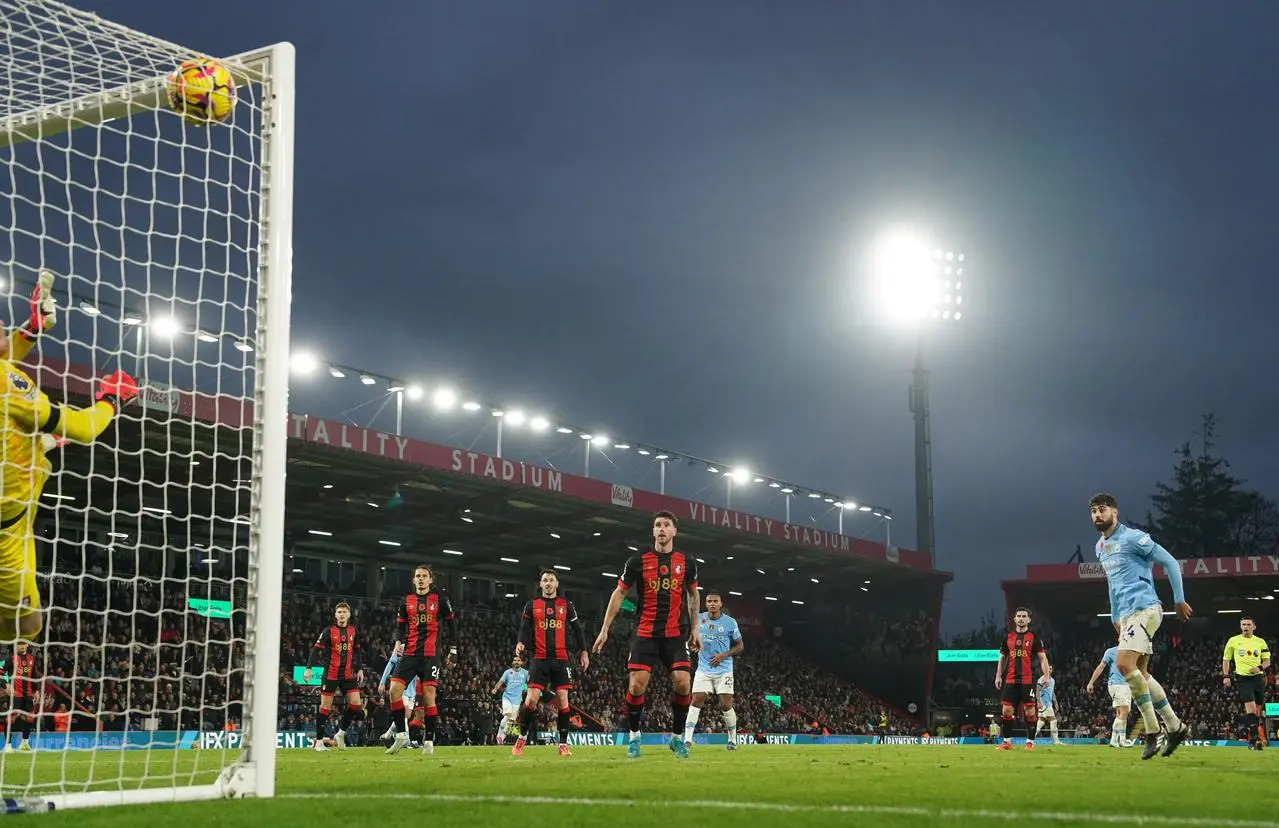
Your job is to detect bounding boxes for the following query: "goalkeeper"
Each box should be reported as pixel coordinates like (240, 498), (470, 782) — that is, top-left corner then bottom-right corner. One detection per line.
(0, 272), (138, 641)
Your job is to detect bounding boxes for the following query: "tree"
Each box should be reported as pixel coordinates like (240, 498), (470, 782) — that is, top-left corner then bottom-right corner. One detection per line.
(1144, 414), (1279, 557)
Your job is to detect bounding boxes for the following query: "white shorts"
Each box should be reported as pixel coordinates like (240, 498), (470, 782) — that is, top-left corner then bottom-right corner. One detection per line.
(692, 670), (734, 696)
(501, 698), (518, 718)
(1117, 605), (1163, 655)
(1039, 705), (1055, 720)
(1108, 684), (1132, 709)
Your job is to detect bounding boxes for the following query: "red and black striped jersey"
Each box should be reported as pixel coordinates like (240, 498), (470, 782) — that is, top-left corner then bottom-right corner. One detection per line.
(306, 624), (361, 681)
(619, 550), (699, 639)
(518, 596), (588, 661)
(999, 630), (1044, 685)
(9, 652), (36, 699)
(397, 591), (458, 657)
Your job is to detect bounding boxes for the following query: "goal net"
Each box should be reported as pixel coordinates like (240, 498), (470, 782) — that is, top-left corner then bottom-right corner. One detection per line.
(0, 0), (292, 811)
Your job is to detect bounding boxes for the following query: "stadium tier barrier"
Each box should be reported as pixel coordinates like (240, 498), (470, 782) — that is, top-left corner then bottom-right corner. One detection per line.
(9, 731), (1256, 750)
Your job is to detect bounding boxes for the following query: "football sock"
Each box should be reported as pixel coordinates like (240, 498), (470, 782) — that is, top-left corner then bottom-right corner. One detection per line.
(315, 710), (329, 739)
(671, 694), (692, 737)
(625, 692), (645, 734)
(1124, 671), (1160, 732)
(1145, 676), (1182, 730)
(391, 698), (406, 732)
(423, 706), (439, 743)
(723, 708), (738, 741)
(683, 705), (702, 742)
(1111, 716), (1126, 744)
(557, 707), (570, 745)
(1049, 720), (1058, 740)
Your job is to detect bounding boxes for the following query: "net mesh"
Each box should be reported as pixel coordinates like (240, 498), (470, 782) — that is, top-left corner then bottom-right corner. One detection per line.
(0, 0), (271, 800)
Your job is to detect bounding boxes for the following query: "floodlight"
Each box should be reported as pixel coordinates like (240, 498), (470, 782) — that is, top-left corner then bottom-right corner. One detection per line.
(729, 467), (752, 485)
(432, 388), (457, 410)
(530, 416), (550, 431)
(149, 315), (179, 338)
(405, 385), (424, 401)
(290, 351), (319, 375)
(871, 228), (963, 323)
(505, 410), (527, 427)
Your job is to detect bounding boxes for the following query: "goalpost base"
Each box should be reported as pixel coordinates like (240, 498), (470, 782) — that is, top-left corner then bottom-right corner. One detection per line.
(37, 760), (263, 811)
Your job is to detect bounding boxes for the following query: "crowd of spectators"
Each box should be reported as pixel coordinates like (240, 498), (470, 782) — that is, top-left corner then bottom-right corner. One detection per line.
(4, 559), (921, 744)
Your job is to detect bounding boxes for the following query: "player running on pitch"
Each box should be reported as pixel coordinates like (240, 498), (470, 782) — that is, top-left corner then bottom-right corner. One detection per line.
(1090, 492), (1192, 759)
(1222, 616), (1270, 749)
(491, 655), (529, 745)
(1033, 665), (1063, 746)
(594, 510), (701, 760)
(302, 601), (365, 751)
(994, 607), (1049, 751)
(1087, 645), (1135, 748)
(386, 565), (458, 756)
(511, 568), (589, 757)
(683, 589), (743, 749)
(1, 271), (137, 641)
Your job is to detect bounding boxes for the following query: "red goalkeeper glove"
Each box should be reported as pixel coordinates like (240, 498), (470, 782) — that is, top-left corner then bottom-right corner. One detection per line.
(95, 370), (138, 410)
(19, 271), (57, 341)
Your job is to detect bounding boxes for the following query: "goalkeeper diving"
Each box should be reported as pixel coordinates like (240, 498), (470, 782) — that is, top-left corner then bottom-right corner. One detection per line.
(0, 272), (137, 641)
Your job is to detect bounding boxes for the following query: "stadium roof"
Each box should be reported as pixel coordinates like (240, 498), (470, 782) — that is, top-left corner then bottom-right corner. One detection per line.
(1001, 558), (1279, 621)
(33, 358), (951, 600)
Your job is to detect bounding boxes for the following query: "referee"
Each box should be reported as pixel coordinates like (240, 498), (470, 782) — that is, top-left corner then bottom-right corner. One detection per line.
(1222, 616), (1271, 750)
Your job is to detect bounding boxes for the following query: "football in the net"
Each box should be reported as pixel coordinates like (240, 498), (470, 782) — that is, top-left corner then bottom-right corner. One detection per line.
(165, 58), (236, 125)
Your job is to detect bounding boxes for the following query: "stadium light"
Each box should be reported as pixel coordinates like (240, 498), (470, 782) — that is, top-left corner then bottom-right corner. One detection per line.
(386, 381), (405, 393)
(530, 416), (550, 431)
(462, 401), (482, 411)
(149, 315), (179, 338)
(590, 434), (609, 446)
(868, 227), (966, 569)
(78, 301), (101, 315)
(505, 410), (527, 427)
(359, 374), (375, 385)
(729, 467), (752, 485)
(290, 351), (319, 375)
(432, 388), (457, 410)
(405, 384), (424, 401)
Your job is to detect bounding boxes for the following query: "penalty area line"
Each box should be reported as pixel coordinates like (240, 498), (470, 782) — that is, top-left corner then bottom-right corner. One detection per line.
(278, 793), (1279, 827)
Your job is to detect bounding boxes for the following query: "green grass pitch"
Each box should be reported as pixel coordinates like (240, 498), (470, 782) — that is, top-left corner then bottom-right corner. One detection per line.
(2, 743), (1276, 827)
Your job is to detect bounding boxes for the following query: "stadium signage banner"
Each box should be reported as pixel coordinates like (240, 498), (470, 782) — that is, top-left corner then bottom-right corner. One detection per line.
(1027, 555), (1279, 583)
(195, 730), (317, 750)
(138, 380), (181, 414)
(281, 412), (930, 569)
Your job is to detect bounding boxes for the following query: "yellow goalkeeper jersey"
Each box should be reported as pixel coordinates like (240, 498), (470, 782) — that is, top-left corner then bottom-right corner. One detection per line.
(1223, 634), (1270, 677)
(0, 347), (117, 525)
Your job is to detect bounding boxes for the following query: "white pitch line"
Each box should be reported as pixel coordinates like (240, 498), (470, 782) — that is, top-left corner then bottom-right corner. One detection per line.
(278, 792), (1279, 827)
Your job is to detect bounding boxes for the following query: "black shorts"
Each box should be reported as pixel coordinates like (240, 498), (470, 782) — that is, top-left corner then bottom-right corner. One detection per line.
(393, 654), (442, 688)
(627, 635), (692, 674)
(9, 697), (34, 715)
(1000, 682), (1036, 710)
(528, 659), (575, 692)
(320, 677), (360, 696)
(1234, 674), (1266, 706)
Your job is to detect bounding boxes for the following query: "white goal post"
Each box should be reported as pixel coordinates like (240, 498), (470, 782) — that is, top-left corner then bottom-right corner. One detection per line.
(0, 0), (292, 811)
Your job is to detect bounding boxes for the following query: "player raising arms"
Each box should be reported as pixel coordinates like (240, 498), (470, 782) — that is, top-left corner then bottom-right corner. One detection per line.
(511, 568), (589, 757)
(302, 601), (365, 751)
(1222, 616), (1270, 749)
(1087, 645), (1135, 748)
(1, 272), (137, 641)
(4, 641), (37, 751)
(1034, 665), (1062, 746)
(386, 565), (457, 756)
(1090, 493), (1192, 759)
(683, 589), (743, 749)
(491, 655), (529, 746)
(593, 510), (701, 760)
(994, 607), (1049, 751)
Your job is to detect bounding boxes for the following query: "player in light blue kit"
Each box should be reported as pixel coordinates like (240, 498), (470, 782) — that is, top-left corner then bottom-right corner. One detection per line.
(1033, 666), (1062, 745)
(490, 656), (529, 745)
(683, 590), (744, 750)
(1087, 646), (1135, 748)
(378, 652), (418, 744)
(1090, 493), (1192, 760)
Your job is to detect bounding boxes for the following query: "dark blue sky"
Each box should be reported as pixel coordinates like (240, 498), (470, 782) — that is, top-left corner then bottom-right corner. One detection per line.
(105, 1), (1279, 632)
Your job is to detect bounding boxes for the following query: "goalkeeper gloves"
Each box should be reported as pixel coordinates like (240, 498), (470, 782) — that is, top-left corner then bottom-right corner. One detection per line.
(95, 370), (139, 411)
(19, 271), (57, 340)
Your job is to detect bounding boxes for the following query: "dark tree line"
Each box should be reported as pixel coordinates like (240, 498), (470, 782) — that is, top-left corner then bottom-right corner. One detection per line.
(1137, 414), (1279, 558)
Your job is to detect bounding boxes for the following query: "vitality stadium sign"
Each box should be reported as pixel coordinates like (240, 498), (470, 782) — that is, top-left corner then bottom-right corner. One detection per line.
(1026, 555), (1279, 583)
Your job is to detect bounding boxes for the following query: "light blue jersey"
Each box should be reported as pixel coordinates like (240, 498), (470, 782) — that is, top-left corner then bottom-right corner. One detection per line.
(380, 653), (417, 705)
(1037, 677), (1055, 709)
(1100, 647), (1126, 686)
(499, 667), (529, 706)
(697, 611), (742, 676)
(1095, 523), (1185, 621)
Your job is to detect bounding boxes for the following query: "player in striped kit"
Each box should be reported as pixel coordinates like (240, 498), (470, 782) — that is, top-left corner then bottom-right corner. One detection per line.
(385, 565), (458, 756)
(4, 642), (37, 751)
(994, 607), (1049, 751)
(302, 602), (365, 751)
(511, 569), (589, 757)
